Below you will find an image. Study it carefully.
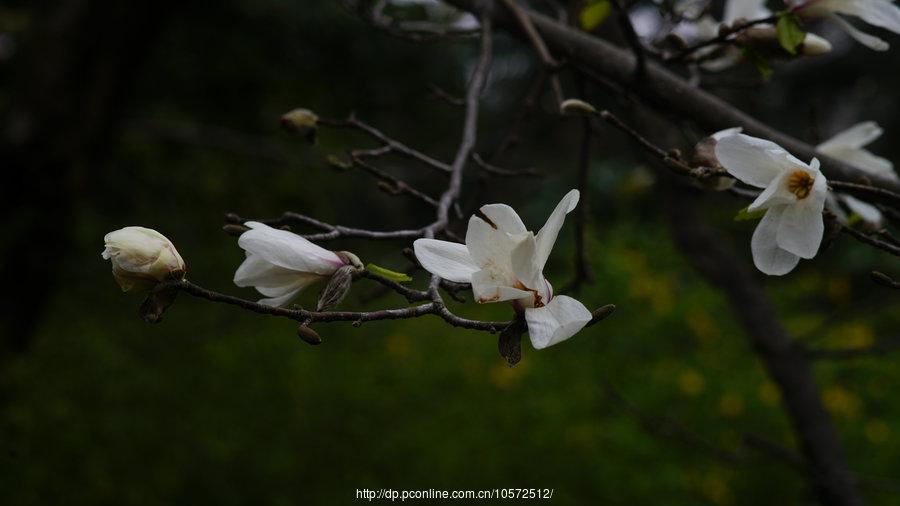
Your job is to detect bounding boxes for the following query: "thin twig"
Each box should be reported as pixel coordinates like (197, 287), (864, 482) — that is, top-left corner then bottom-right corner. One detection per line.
(499, 0), (564, 107)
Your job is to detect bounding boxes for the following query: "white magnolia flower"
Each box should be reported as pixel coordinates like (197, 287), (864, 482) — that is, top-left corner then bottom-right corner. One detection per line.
(818, 122), (896, 225)
(234, 222), (362, 307)
(413, 190), (592, 350)
(715, 133), (828, 275)
(102, 227), (186, 291)
(787, 0), (900, 51)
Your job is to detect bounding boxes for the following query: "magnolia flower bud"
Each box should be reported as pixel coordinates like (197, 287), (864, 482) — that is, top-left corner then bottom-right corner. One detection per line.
(559, 98), (598, 116)
(280, 108), (319, 143)
(102, 227), (186, 292)
(297, 324), (323, 345)
(735, 27), (832, 58)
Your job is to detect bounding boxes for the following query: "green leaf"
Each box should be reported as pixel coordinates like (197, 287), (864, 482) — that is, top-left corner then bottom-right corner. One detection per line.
(776, 14), (805, 55)
(580, 0), (611, 32)
(742, 47), (772, 78)
(734, 206), (767, 222)
(366, 263), (412, 282)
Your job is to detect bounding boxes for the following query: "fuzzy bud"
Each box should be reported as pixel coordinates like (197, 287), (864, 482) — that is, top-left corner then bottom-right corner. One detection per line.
(102, 227), (186, 292)
(297, 324), (323, 345)
(316, 264), (356, 312)
(280, 108), (319, 143)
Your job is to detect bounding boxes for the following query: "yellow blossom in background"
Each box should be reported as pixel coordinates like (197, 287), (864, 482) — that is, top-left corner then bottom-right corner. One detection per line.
(678, 369), (706, 397)
(864, 419), (891, 444)
(758, 381), (781, 406)
(718, 392), (745, 418)
(822, 386), (862, 420)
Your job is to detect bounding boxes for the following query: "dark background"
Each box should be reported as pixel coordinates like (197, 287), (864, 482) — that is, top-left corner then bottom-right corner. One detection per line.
(1, 1), (899, 504)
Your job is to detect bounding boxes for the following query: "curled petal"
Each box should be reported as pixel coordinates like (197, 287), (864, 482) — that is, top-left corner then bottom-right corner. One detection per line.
(524, 295), (592, 350)
(413, 239), (479, 283)
(479, 203), (527, 234)
(751, 206), (801, 275)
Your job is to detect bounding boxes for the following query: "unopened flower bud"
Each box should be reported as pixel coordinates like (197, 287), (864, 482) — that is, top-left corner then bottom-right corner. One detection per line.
(223, 223), (250, 236)
(799, 33), (832, 56)
(297, 324), (323, 345)
(280, 108), (319, 143)
(587, 304), (616, 327)
(102, 227), (185, 292)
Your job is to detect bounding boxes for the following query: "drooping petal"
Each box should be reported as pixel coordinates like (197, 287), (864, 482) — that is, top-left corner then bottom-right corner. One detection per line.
(826, 148), (895, 179)
(239, 222), (343, 275)
(479, 203), (527, 234)
(777, 201), (825, 259)
(413, 238), (479, 283)
(534, 189), (579, 270)
(751, 206), (802, 275)
(774, 168), (827, 259)
(715, 134), (797, 188)
(843, 195), (883, 225)
(817, 122), (883, 151)
(524, 295), (592, 350)
(471, 269), (532, 304)
(827, 13), (889, 51)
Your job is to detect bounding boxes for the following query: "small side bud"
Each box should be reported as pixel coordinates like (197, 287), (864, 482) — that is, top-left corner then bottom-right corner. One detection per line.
(326, 154), (352, 171)
(871, 271), (898, 288)
(560, 98), (597, 116)
(223, 223), (250, 236)
(280, 108), (319, 143)
(587, 304), (616, 327)
(297, 324), (323, 345)
(316, 264), (356, 311)
(224, 213), (242, 224)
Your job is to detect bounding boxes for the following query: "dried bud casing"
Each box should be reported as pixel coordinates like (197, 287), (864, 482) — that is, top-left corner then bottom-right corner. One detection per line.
(139, 285), (179, 323)
(316, 264), (356, 311)
(587, 304), (616, 327)
(691, 134), (736, 191)
(498, 318), (526, 367)
(280, 108), (319, 143)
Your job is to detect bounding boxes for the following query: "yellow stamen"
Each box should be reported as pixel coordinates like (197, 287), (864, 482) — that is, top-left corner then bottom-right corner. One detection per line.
(787, 170), (814, 199)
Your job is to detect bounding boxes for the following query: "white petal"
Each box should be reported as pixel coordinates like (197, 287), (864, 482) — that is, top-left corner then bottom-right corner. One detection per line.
(843, 195), (883, 225)
(413, 238), (479, 283)
(821, 147), (895, 180)
(524, 295), (592, 350)
(258, 285), (304, 307)
(465, 215), (523, 273)
(239, 222), (343, 275)
(820, 0), (900, 34)
(234, 253), (303, 288)
(777, 202), (825, 259)
(827, 14), (889, 50)
(479, 203), (527, 234)
(471, 269), (532, 304)
(818, 122), (883, 151)
(748, 170), (797, 211)
(509, 234), (551, 305)
(751, 206), (802, 275)
(724, 0), (770, 24)
(712, 127), (743, 141)
(534, 189), (579, 270)
(715, 134), (797, 188)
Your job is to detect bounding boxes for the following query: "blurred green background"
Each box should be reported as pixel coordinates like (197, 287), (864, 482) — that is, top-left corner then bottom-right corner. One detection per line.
(2, 1), (899, 504)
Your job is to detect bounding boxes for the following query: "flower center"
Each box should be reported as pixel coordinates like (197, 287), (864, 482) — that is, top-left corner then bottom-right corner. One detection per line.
(513, 280), (545, 308)
(787, 170), (814, 199)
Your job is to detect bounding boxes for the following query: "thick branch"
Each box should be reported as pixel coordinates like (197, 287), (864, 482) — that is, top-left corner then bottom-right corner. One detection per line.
(444, 0), (900, 195)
